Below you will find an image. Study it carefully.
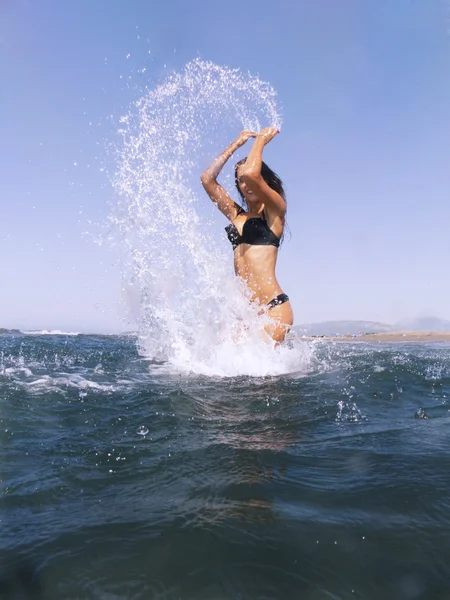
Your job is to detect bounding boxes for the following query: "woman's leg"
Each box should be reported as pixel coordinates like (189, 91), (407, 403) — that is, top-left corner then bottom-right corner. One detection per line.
(264, 301), (294, 344)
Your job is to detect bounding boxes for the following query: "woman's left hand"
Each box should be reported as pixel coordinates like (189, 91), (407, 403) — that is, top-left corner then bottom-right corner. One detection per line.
(258, 126), (279, 144)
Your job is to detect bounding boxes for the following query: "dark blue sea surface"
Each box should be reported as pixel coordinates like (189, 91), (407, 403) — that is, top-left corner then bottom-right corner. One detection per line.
(1, 333), (449, 599)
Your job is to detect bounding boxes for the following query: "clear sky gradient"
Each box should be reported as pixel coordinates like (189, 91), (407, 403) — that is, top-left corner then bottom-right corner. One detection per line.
(1, 0), (450, 332)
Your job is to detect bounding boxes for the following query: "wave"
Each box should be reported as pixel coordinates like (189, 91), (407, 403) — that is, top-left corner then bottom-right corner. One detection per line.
(21, 330), (81, 336)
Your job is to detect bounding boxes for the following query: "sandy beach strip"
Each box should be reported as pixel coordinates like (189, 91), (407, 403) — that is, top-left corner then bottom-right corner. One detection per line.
(299, 331), (450, 343)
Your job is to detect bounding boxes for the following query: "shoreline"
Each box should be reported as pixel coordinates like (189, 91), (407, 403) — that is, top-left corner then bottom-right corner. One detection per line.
(298, 331), (450, 343)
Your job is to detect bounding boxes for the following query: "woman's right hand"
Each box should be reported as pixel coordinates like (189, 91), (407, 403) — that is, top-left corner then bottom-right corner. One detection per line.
(235, 130), (257, 146)
(258, 126), (279, 144)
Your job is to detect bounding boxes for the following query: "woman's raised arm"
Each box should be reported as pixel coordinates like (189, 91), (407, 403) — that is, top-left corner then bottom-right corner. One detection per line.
(238, 127), (286, 217)
(201, 131), (256, 221)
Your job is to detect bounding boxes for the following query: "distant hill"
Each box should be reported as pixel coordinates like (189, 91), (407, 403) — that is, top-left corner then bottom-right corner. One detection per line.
(394, 317), (450, 331)
(293, 321), (394, 336)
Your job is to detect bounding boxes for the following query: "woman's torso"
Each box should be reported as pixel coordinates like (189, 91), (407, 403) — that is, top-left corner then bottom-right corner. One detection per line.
(226, 212), (285, 304)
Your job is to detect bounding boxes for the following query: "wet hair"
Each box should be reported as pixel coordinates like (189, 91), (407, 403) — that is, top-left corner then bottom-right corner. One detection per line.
(234, 158), (289, 243)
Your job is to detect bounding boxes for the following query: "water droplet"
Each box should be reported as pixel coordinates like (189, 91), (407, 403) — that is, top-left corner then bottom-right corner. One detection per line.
(415, 407), (428, 419)
(336, 400), (366, 422)
(137, 425), (149, 436)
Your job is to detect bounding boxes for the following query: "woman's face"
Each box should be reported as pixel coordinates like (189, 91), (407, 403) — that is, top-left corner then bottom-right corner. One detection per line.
(236, 166), (257, 204)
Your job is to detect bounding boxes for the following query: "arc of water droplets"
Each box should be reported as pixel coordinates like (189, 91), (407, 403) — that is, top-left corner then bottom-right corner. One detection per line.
(108, 59), (312, 376)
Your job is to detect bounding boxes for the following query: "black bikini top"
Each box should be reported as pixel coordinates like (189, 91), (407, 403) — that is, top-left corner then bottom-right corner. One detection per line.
(225, 215), (280, 251)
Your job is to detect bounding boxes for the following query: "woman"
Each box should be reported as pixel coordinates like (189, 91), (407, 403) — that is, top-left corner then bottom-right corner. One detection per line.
(201, 127), (293, 343)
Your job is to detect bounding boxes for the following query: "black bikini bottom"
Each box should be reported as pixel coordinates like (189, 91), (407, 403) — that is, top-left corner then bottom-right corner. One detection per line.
(267, 293), (289, 310)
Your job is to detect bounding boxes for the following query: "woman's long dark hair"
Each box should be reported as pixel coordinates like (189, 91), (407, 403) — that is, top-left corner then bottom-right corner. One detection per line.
(234, 158), (289, 243)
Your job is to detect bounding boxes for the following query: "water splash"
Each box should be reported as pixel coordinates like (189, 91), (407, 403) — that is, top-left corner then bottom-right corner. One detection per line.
(336, 400), (366, 423)
(109, 59), (312, 376)
(136, 425), (149, 436)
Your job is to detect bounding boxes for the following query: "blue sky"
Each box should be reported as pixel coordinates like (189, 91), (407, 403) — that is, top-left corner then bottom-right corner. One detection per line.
(1, 0), (450, 332)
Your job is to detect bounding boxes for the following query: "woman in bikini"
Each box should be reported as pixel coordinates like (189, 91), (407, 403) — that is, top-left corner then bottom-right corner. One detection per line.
(200, 127), (293, 344)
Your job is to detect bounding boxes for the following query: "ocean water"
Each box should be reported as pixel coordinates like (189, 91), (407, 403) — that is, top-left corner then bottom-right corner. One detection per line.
(1, 332), (450, 600)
